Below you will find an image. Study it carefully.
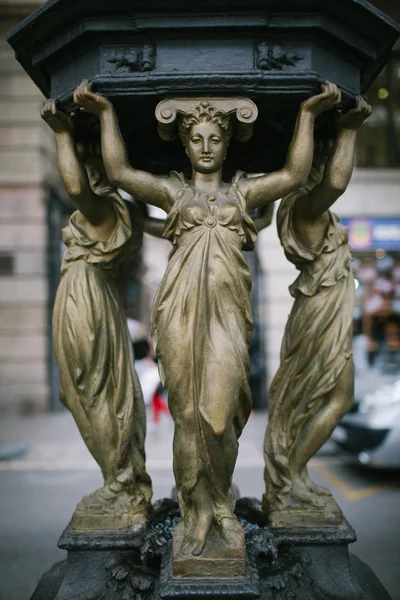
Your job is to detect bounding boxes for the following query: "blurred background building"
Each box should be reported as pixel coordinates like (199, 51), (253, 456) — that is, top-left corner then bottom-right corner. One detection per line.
(0, 0), (399, 413)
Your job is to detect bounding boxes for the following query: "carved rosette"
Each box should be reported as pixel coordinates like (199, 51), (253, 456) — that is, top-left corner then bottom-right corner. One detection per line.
(155, 98), (258, 142)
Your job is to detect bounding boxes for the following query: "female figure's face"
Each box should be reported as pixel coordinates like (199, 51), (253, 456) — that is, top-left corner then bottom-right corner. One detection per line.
(185, 121), (229, 174)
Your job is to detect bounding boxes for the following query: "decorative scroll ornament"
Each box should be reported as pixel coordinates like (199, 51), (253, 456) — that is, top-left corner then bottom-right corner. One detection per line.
(155, 98), (258, 142)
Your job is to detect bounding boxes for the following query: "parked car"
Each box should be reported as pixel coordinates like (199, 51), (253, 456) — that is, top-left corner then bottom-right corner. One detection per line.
(332, 369), (400, 468)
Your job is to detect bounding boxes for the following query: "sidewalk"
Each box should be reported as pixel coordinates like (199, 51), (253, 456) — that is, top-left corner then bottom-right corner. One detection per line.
(0, 409), (268, 467)
(0, 409), (268, 499)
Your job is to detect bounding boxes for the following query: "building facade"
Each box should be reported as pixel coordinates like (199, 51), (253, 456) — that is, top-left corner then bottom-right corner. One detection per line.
(0, 0), (67, 412)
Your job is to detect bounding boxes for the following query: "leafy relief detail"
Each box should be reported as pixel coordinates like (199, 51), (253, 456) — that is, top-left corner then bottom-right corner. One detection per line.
(105, 44), (156, 73)
(257, 42), (302, 71)
(260, 550), (314, 600)
(56, 499), (352, 600)
(107, 557), (155, 600)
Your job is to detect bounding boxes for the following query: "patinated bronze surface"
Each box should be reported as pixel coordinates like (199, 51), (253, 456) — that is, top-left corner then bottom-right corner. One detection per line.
(70, 80), (343, 572)
(41, 101), (152, 531)
(263, 97), (372, 528)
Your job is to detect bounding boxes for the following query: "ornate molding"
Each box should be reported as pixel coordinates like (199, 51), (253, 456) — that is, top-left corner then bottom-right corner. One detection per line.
(104, 43), (156, 73)
(257, 42), (302, 71)
(108, 557), (155, 599)
(155, 97), (258, 142)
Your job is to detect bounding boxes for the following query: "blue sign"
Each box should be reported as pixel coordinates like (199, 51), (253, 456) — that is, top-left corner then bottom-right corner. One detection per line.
(341, 218), (400, 251)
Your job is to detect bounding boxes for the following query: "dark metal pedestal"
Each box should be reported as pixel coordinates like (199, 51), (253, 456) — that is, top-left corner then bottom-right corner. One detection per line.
(30, 498), (392, 600)
(8, 0), (400, 175)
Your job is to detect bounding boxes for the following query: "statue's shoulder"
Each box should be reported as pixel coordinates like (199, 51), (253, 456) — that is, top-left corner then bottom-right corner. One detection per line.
(169, 171), (187, 187)
(231, 170), (247, 186)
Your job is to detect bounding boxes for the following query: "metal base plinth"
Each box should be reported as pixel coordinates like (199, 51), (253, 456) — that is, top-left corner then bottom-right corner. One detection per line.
(30, 498), (393, 600)
(159, 548), (260, 599)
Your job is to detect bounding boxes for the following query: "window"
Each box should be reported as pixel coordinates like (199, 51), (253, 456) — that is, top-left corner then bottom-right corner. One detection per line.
(0, 253), (14, 276)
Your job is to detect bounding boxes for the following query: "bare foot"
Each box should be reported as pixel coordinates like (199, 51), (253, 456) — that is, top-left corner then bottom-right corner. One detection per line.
(219, 517), (245, 549)
(75, 486), (149, 525)
(291, 480), (327, 508)
(180, 520), (211, 557)
(76, 485), (115, 510)
(301, 470), (332, 497)
(130, 511), (149, 531)
(108, 480), (125, 493)
(308, 481), (332, 497)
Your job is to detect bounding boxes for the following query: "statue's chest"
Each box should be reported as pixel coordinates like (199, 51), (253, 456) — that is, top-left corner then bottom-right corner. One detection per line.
(180, 191), (241, 227)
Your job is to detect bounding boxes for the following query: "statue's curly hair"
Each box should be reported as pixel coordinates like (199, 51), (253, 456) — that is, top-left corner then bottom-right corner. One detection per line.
(178, 101), (233, 146)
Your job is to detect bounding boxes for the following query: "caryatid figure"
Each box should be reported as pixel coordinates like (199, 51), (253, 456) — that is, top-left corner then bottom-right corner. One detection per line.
(41, 101), (152, 531)
(263, 96), (372, 525)
(73, 80), (342, 558)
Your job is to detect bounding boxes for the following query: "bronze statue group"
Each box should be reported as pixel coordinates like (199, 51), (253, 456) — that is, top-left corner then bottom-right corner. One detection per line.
(41, 81), (371, 557)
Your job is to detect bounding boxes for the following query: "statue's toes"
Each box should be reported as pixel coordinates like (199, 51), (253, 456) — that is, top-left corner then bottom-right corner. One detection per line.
(179, 525), (208, 557)
(191, 536), (207, 557)
(219, 518), (245, 550)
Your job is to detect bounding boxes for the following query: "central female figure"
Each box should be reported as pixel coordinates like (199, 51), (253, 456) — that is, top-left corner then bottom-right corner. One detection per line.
(74, 81), (341, 558)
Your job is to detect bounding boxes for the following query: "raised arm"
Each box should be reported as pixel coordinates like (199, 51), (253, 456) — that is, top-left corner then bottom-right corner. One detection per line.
(292, 96), (372, 248)
(239, 83), (342, 212)
(41, 100), (115, 229)
(297, 96), (372, 221)
(73, 81), (179, 213)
